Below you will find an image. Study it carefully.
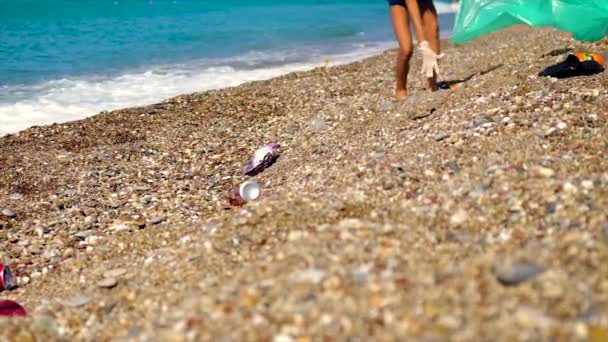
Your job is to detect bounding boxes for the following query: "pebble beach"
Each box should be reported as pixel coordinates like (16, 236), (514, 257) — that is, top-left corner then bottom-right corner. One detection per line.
(1, 26), (608, 341)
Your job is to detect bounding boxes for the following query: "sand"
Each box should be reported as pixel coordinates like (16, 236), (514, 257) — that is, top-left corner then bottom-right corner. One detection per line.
(1, 26), (608, 341)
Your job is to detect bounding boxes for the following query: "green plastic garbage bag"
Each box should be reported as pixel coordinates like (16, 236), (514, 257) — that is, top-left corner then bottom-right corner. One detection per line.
(452, 0), (608, 44)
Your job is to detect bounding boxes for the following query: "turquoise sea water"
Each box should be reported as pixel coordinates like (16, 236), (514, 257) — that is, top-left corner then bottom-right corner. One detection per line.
(0, 0), (456, 134)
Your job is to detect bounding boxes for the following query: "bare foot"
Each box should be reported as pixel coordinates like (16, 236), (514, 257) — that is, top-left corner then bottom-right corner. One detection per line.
(395, 89), (408, 101)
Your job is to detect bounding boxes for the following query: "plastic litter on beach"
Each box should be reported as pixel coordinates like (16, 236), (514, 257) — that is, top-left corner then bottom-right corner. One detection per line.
(437, 81), (461, 91)
(452, 0), (608, 43)
(542, 47), (573, 57)
(435, 64), (503, 91)
(539, 53), (605, 79)
(243, 143), (280, 176)
(0, 264), (16, 292)
(225, 180), (261, 207)
(0, 300), (27, 317)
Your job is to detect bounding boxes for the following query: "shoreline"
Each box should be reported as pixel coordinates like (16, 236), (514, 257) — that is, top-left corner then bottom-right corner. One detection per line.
(1, 10), (458, 137)
(0, 40), (395, 137)
(1, 26), (608, 340)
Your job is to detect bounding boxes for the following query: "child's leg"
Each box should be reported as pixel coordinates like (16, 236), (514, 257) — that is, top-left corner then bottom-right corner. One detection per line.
(419, 0), (440, 90)
(389, 3), (413, 101)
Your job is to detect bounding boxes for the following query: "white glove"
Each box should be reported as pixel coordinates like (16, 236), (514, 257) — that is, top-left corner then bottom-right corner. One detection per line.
(418, 41), (444, 78)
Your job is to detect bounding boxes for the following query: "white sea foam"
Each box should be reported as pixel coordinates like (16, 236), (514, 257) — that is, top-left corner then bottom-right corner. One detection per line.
(0, 42), (395, 135)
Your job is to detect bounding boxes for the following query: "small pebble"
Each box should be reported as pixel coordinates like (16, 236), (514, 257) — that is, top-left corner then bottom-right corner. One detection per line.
(63, 248), (75, 258)
(289, 268), (326, 284)
(104, 268), (127, 279)
(433, 132), (450, 141)
(450, 209), (469, 226)
(65, 295), (91, 307)
(98, 278), (118, 289)
(273, 335), (295, 342)
(532, 166), (555, 178)
(2, 208), (16, 218)
(149, 216), (166, 225)
(495, 263), (545, 286)
(8, 193), (23, 201)
(369, 151), (385, 159)
(544, 127), (558, 137)
(581, 180), (594, 190)
(563, 182), (578, 194)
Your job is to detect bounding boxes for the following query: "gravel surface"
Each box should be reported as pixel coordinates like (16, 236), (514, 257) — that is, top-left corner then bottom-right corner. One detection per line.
(1, 26), (608, 341)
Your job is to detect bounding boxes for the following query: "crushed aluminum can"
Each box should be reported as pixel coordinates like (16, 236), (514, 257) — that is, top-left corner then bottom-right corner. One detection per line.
(0, 264), (16, 291)
(225, 180), (261, 207)
(0, 300), (27, 317)
(243, 143), (280, 176)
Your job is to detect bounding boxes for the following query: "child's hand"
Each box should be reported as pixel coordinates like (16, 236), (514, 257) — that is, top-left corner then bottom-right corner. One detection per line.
(418, 41), (443, 78)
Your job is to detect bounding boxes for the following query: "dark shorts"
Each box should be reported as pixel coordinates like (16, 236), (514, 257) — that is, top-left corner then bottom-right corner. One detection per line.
(387, 0), (406, 6)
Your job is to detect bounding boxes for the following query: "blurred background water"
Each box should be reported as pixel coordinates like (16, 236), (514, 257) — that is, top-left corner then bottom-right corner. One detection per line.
(0, 0), (457, 134)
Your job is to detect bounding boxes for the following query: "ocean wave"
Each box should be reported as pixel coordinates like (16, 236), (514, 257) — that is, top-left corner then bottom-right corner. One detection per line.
(0, 42), (394, 135)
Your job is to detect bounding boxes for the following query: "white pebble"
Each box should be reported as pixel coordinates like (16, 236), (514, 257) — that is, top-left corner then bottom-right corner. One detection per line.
(450, 209), (469, 226)
(563, 182), (578, 194)
(581, 180), (594, 190)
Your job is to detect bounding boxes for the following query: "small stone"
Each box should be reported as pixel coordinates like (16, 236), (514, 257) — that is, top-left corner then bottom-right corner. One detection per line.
(110, 222), (135, 233)
(98, 278), (118, 289)
(350, 266), (370, 285)
(563, 182), (578, 194)
(8, 193), (23, 201)
(450, 209), (469, 226)
(581, 180), (594, 190)
(557, 121), (567, 130)
(544, 127), (558, 137)
(31, 271), (42, 278)
(75, 230), (92, 240)
(273, 335), (295, 342)
(104, 268), (127, 279)
(446, 161), (460, 174)
(531, 166), (555, 178)
(2, 208), (16, 218)
(149, 216), (166, 225)
(84, 216), (97, 226)
(134, 185), (150, 192)
(289, 268), (327, 284)
(65, 295), (91, 307)
(369, 151), (385, 159)
(433, 132), (450, 142)
(63, 248), (75, 258)
(495, 263), (545, 286)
